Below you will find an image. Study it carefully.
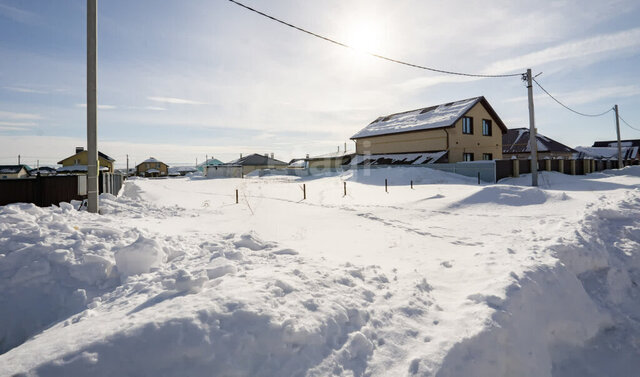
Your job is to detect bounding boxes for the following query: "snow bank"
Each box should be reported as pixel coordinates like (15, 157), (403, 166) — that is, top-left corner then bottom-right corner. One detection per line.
(114, 234), (165, 277)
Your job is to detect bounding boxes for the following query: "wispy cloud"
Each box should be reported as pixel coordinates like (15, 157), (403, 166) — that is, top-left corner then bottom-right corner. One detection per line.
(0, 110), (42, 120)
(3, 86), (48, 94)
(147, 96), (206, 105)
(144, 106), (167, 111)
(0, 121), (36, 131)
(486, 27), (640, 74)
(504, 84), (640, 105)
(75, 104), (117, 110)
(0, 3), (39, 24)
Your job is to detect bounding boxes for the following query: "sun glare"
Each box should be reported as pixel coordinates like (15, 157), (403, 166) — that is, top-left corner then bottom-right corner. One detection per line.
(346, 21), (381, 53)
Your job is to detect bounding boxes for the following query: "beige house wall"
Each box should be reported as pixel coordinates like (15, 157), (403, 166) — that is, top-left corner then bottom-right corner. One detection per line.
(136, 162), (168, 176)
(308, 158), (344, 170)
(447, 103), (503, 162)
(352, 102), (504, 163)
(354, 129), (448, 155)
(59, 151), (114, 173)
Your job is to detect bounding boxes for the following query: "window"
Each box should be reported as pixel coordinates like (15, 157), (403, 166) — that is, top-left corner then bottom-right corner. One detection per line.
(462, 117), (473, 134)
(482, 119), (492, 136)
(482, 153), (493, 160)
(463, 153), (474, 161)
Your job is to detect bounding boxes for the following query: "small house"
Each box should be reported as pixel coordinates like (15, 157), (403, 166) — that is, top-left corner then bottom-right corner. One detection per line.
(224, 153), (287, 175)
(197, 158), (223, 173)
(350, 96), (507, 163)
(0, 165), (29, 179)
(502, 128), (576, 160)
(136, 157), (169, 177)
(57, 147), (115, 174)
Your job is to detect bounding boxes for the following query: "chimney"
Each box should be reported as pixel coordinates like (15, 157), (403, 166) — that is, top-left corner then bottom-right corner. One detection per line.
(306, 154), (309, 159)
(240, 153), (242, 158)
(76, 146), (84, 153)
(270, 153), (274, 159)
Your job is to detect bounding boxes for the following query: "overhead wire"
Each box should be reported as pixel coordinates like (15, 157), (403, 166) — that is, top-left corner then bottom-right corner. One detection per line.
(531, 77), (614, 118)
(227, 0), (524, 78)
(619, 115), (640, 132)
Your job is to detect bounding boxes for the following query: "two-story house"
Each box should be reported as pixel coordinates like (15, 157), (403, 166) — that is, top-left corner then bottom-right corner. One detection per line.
(350, 96), (508, 163)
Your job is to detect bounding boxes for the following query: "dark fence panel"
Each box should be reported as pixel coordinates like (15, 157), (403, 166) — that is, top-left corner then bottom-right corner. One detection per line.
(519, 160), (531, 174)
(575, 160), (584, 175)
(0, 175), (83, 207)
(550, 160), (560, 172)
(495, 160), (512, 182)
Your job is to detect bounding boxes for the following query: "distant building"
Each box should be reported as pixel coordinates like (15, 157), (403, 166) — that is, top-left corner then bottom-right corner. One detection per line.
(303, 151), (355, 170)
(0, 165), (29, 179)
(224, 153), (287, 175)
(350, 96), (507, 163)
(57, 147), (114, 174)
(575, 146), (639, 162)
(136, 157), (169, 177)
(502, 128), (576, 159)
(197, 158), (223, 173)
(592, 139), (640, 148)
(29, 166), (57, 176)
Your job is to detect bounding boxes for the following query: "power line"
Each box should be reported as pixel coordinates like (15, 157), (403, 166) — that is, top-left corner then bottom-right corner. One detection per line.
(532, 77), (614, 118)
(227, 0), (523, 78)
(619, 114), (640, 132)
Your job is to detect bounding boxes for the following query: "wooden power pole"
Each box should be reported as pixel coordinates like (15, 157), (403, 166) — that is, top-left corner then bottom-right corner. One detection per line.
(525, 68), (538, 187)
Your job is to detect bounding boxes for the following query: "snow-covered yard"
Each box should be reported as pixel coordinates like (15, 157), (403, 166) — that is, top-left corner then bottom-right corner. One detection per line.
(1, 166), (639, 376)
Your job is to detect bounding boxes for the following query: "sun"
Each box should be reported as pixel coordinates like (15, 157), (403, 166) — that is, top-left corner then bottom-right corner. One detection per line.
(345, 20), (382, 54)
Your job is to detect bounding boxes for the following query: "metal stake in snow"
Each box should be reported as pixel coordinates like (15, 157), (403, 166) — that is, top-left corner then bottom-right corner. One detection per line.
(86, 0), (99, 213)
(343, 181), (346, 197)
(524, 69), (538, 187)
(385, 179), (388, 193)
(614, 104), (623, 168)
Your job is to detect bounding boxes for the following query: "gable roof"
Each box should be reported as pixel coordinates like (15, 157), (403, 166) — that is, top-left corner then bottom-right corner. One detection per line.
(0, 165), (28, 174)
(136, 157), (168, 168)
(57, 151), (115, 164)
(503, 128), (576, 154)
(592, 139), (640, 148)
(350, 96), (508, 139)
(225, 153), (287, 166)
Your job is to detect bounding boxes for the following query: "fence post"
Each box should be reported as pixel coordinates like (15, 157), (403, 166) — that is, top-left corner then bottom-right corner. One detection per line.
(512, 159), (519, 177)
(343, 182), (346, 197)
(303, 184), (306, 200)
(385, 179), (388, 193)
(235, 189), (238, 204)
(559, 159), (564, 174)
(477, 172), (480, 184)
(570, 159), (576, 175)
(410, 180), (413, 189)
(545, 160), (551, 172)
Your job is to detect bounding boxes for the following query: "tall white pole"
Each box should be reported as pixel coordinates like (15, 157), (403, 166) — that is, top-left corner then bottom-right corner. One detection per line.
(87, 0), (99, 213)
(526, 68), (538, 187)
(614, 104), (623, 168)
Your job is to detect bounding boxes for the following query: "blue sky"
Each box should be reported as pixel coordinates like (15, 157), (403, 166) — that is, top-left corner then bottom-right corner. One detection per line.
(1, 0), (639, 168)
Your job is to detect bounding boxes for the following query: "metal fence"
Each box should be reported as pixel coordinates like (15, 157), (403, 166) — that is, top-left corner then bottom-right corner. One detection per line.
(0, 172), (125, 207)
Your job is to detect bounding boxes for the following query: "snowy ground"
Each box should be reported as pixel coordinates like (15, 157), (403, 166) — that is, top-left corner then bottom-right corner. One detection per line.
(1, 166), (639, 377)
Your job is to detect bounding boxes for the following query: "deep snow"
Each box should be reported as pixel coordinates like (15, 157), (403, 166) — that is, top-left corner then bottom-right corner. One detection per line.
(1, 167), (639, 376)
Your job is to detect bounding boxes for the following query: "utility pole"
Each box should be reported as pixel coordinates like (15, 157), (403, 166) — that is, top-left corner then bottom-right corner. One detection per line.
(126, 154), (129, 176)
(525, 68), (538, 187)
(18, 154), (20, 165)
(614, 104), (623, 168)
(86, 0), (99, 213)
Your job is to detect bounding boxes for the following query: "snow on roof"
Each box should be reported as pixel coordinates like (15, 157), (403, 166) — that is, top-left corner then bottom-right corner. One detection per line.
(306, 151), (355, 160)
(142, 157), (162, 164)
(503, 128), (575, 154)
(351, 97), (482, 139)
(0, 165), (27, 174)
(225, 154), (287, 166)
(574, 146), (639, 160)
(146, 168), (160, 173)
(350, 151), (447, 165)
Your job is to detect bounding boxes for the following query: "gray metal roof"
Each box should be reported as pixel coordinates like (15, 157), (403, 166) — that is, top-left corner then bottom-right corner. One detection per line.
(351, 96), (507, 139)
(225, 154), (287, 166)
(503, 128), (576, 154)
